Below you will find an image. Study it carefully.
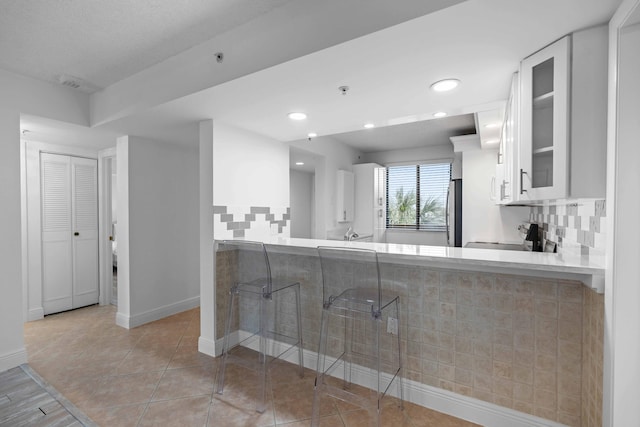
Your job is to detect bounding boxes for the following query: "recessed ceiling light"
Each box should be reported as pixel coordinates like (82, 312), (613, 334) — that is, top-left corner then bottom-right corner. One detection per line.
(485, 123), (500, 129)
(430, 78), (460, 92)
(486, 139), (500, 144)
(295, 162), (304, 166)
(288, 112), (307, 120)
(433, 112), (447, 118)
(307, 132), (317, 138)
(364, 123), (375, 129)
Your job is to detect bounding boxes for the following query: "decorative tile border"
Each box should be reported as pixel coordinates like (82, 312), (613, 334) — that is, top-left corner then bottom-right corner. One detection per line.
(213, 205), (290, 240)
(528, 199), (606, 258)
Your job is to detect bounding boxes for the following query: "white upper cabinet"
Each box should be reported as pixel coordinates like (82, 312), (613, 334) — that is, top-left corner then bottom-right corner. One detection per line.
(336, 170), (354, 223)
(519, 36), (570, 201)
(496, 72), (520, 205)
(514, 25), (608, 203)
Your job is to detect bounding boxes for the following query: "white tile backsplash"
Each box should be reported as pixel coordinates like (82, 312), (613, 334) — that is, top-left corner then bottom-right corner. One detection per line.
(529, 199), (606, 258)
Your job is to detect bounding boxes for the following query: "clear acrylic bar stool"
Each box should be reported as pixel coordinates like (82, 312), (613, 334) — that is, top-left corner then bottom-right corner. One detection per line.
(312, 246), (404, 427)
(215, 240), (304, 413)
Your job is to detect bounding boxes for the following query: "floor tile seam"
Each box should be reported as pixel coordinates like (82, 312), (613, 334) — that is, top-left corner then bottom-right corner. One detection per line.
(204, 393), (215, 426)
(132, 367), (167, 427)
(133, 402), (151, 427)
(145, 363), (172, 412)
(148, 393), (214, 404)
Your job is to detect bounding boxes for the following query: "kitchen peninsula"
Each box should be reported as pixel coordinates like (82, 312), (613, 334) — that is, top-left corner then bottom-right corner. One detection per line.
(214, 238), (604, 427)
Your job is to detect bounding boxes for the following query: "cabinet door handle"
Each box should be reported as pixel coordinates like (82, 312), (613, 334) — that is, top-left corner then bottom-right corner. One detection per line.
(520, 169), (528, 194)
(343, 210), (346, 220)
(74, 232), (80, 236)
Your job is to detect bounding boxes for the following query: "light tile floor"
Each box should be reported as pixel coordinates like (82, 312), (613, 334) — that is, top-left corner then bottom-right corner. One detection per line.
(24, 305), (480, 426)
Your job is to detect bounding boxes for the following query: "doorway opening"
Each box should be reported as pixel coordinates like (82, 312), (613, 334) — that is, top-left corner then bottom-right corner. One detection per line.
(289, 147), (318, 238)
(109, 157), (118, 306)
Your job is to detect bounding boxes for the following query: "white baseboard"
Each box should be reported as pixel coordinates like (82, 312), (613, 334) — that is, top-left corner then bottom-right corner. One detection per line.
(198, 336), (217, 357)
(115, 311), (130, 328)
(116, 296), (200, 329)
(27, 307), (44, 322)
(220, 330), (565, 427)
(0, 349), (28, 372)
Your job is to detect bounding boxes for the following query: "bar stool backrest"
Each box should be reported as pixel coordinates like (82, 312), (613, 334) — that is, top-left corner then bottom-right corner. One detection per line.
(221, 240), (272, 292)
(317, 247), (382, 315)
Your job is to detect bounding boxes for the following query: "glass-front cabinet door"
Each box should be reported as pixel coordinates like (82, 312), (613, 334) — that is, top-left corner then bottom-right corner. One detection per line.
(519, 36), (570, 201)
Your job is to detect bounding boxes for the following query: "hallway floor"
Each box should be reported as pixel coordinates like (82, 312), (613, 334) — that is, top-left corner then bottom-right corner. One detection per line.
(24, 305), (480, 426)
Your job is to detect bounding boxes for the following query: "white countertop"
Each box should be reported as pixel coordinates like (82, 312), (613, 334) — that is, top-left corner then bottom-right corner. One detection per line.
(217, 237), (605, 292)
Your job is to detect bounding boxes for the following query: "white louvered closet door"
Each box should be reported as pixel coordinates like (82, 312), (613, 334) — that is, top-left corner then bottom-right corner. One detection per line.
(71, 157), (99, 309)
(41, 153), (98, 315)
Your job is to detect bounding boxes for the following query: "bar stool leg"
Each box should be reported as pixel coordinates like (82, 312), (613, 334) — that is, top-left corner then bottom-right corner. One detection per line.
(216, 286), (237, 394)
(375, 315), (381, 427)
(311, 307), (330, 427)
(395, 298), (404, 409)
(294, 284), (304, 378)
(257, 293), (268, 413)
(344, 316), (354, 388)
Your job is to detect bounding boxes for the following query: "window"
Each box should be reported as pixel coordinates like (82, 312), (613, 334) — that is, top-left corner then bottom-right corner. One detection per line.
(386, 163), (451, 231)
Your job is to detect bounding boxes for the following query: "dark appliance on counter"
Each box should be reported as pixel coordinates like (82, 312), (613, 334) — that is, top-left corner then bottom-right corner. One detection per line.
(525, 223), (542, 252)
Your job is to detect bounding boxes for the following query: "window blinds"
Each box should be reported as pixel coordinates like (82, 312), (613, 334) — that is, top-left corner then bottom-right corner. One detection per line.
(386, 163), (451, 230)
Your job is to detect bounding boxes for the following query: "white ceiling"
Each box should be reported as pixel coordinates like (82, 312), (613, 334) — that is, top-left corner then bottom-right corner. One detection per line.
(99, 0), (620, 150)
(0, 0), (292, 90)
(7, 0), (621, 152)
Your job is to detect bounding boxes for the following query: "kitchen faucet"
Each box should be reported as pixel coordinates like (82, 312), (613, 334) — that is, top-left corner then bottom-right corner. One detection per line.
(344, 227), (359, 241)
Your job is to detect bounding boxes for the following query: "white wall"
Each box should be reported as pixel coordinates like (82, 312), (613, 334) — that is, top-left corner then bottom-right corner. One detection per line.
(213, 122), (289, 208)
(116, 135), (200, 328)
(213, 122), (290, 240)
(0, 68), (89, 372)
(198, 120), (215, 357)
(289, 136), (363, 238)
(289, 169), (314, 238)
(385, 230), (448, 246)
(462, 149), (529, 245)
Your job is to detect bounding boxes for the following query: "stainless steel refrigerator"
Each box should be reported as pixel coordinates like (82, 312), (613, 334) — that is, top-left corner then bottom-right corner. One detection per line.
(446, 179), (462, 247)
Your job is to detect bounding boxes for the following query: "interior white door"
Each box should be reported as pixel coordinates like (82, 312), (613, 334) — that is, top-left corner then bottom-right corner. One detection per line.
(71, 157), (99, 308)
(41, 153), (99, 315)
(41, 154), (73, 314)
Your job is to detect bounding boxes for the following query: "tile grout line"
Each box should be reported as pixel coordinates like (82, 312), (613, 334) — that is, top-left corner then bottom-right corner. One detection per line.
(134, 326), (182, 427)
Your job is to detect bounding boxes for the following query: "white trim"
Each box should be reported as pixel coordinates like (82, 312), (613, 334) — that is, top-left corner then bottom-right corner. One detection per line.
(0, 349), (28, 372)
(215, 331), (564, 427)
(384, 157), (454, 167)
(98, 147), (116, 307)
(20, 140), (29, 323)
(27, 307), (44, 322)
(116, 296), (200, 329)
(198, 336), (218, 358)
(450, 134), (481, 153)
(604, 1), (640, 426)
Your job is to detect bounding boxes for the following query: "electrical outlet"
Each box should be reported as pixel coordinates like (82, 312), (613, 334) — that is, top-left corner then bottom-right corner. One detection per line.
(387, 316), (398, 335)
